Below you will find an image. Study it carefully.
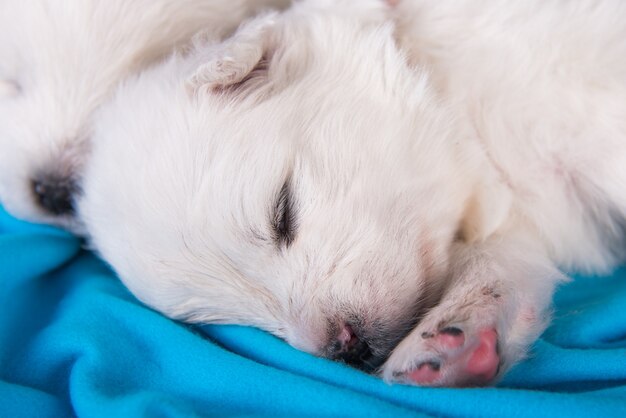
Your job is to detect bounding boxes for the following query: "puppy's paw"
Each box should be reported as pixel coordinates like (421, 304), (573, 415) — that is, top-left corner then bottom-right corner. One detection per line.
(382, 236), (564, 387)
(382, 284), (506, 387)
(386, 326), (501, 387)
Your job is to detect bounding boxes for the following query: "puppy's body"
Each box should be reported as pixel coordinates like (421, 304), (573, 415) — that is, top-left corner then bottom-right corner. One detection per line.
(394, 0), (626, 271)
(78, 0), (626, 386)
(0, 0), (288, 231)
(381, 0), (626, 385)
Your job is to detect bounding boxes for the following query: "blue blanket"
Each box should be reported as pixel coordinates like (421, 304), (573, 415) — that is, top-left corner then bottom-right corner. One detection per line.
(1, 205), (625, 418)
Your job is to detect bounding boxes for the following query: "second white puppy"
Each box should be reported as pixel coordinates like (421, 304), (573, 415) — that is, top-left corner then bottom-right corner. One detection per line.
(0, 0), (288, 231)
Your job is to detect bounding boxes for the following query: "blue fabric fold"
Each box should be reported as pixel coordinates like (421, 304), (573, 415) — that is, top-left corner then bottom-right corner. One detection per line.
(1, 205), (625, 417)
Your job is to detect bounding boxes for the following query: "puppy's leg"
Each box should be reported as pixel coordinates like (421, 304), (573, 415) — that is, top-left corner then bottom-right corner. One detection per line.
(382, 234), (566, 387)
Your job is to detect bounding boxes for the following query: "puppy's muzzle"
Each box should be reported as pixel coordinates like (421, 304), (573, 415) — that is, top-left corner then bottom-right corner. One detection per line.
(31, 174), (78, 216)
(329, 323), (385, 373)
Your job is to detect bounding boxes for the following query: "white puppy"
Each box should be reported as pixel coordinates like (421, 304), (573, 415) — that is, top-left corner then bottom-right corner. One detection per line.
(0, 0), (289, 231)
(78, 0), (626, 387)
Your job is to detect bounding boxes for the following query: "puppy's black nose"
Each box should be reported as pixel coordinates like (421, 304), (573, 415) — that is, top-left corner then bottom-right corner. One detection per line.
(31, 175), (77, 215)
(332, 324), (381, 372)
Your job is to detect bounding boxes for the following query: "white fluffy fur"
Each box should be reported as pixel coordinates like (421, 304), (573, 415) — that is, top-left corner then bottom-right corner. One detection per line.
(0, 0), (289, 231)
(77, 0), (626, 386)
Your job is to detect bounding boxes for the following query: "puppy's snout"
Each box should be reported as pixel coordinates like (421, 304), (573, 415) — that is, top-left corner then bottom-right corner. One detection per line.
(31, 175), (77, 216)
(336, 324), (360, 353)
(331, 324), (379, 372)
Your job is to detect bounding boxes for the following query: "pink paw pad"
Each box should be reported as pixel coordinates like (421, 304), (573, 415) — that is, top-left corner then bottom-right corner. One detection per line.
(464, 329), (500, 385)
(407, 361), (441, 384)
(437, 327), (465, 349)
(406, 328), (500, 387)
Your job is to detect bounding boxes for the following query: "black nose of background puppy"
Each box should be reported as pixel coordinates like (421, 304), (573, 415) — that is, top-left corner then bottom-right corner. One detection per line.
(31, 174), (77, 215)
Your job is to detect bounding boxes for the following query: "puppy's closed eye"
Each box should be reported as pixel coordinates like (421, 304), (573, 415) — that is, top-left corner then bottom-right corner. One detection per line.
(272, 180), (297, 248)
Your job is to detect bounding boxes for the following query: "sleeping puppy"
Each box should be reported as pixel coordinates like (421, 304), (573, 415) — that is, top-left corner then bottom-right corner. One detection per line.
(0, 0), (289, 232)
(78, 0), (626, 387)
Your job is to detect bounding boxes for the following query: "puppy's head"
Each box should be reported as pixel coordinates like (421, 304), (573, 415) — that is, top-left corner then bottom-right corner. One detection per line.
(80, 1), (472, 370)
(0, 3), (92, 230)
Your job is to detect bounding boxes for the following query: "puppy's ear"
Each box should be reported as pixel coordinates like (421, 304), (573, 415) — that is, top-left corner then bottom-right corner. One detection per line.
(186, 13), (278, 98)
